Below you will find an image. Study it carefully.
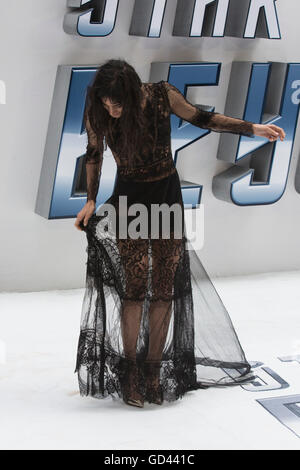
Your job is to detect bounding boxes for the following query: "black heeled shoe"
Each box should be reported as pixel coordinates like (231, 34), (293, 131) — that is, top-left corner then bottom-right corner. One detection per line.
(145, 362), (163, 405)
(122, 360), (145, 408)
(125, 397), (144, 408)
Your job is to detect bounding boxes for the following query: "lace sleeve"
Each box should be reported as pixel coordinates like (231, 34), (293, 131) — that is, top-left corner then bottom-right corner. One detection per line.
(162, 81), (255, 138)
(84, 111), (104, 203)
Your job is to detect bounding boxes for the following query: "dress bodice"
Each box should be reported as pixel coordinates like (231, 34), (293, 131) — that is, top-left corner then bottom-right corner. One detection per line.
(108, 81), (177, 183)
(84, 81), (255, 202)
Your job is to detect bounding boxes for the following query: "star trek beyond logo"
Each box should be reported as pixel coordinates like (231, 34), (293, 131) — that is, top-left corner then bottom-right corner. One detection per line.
(242, 355), (300, 439)
(35, 1), (300, 220)
(35, 60), (300, 220)
(63, 0), (281, 39)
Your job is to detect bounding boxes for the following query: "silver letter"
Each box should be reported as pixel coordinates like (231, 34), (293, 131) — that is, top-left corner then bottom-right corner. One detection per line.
(129, 0), (167, 37)
(63, 0), (119, 37)
(257, 395), (300, 438)
(244, 0), (280, 39)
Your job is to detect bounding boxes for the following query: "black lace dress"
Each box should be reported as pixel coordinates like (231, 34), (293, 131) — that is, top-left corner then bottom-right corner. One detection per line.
(74, 81), (256, 404)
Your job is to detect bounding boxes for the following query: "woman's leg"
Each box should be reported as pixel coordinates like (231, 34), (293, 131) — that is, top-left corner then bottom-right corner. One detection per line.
(145, 237), (183, 403)
(146, 237), (182, 362)
(117, 237), (149, 404)
(114, 198), (149, 359)
(117, 237), (149, 359)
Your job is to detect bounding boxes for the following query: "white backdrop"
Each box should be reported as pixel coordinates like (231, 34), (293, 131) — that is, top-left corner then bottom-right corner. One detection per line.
(1, 0), (299, 292)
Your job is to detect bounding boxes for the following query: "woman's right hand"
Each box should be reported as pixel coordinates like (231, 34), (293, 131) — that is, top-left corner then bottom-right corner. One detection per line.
(74, 200), (96, 231)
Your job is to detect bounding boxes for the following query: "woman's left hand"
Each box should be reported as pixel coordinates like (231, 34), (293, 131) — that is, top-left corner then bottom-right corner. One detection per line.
(253, 123), (286, 142)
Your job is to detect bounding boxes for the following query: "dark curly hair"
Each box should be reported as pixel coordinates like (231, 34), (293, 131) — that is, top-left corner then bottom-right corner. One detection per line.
(84, 58), (153, 168)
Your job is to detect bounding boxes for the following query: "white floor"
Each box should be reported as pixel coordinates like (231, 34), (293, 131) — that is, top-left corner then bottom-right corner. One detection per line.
(1, 270), (300, 450)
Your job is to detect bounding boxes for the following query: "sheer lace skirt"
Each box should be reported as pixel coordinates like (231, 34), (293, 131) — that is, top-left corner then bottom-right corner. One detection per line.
(74, 170), (255, 404)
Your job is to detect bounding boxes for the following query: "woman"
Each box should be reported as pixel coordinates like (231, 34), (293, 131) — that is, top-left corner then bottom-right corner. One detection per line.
(74, 59), (285, 408)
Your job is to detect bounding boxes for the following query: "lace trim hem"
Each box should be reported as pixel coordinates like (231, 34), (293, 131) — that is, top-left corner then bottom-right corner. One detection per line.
(74, 331), (255, 402)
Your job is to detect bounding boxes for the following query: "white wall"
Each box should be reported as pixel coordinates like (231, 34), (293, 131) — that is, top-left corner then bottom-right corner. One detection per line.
(1, 0), (300, 292)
